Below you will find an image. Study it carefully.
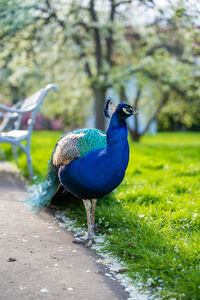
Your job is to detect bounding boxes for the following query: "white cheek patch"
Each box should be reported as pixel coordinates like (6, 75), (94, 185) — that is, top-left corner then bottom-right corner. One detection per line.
(122, 107), (131, 114)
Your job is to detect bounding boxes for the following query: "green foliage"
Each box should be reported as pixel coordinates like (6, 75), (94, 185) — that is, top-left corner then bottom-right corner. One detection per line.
(1, 131), (200, 298)
(119, 23), (200, 133)
(0, 0), (200, 132)
(158, 94), (200, 131)
(0, 0), (92, 128)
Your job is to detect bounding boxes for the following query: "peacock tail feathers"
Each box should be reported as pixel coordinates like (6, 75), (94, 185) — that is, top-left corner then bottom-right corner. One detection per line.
(27, 159), (60, 211)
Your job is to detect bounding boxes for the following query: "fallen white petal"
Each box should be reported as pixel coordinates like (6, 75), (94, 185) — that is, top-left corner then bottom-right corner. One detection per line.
(40, 289), (48, 294)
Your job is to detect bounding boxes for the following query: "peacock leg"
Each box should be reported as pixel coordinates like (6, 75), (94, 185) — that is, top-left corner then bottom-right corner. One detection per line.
(83, 200), (94, 241)
(91, 199), (97, 230)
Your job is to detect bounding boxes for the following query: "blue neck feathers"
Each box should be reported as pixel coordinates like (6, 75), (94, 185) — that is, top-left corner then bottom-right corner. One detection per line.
(106, 112), (128, 146)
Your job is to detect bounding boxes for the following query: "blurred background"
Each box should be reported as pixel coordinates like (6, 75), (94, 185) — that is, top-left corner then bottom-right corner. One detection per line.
(0, 0), (200, 141)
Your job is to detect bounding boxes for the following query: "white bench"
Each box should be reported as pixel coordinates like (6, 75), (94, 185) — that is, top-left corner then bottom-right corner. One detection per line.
(0, 84), (58, 179)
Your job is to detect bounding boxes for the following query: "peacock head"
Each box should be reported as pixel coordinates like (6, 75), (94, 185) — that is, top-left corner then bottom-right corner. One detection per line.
(104, 98), (139, 120)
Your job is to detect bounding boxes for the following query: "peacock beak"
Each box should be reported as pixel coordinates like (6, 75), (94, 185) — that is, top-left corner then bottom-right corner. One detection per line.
(132, 109), (139, 116)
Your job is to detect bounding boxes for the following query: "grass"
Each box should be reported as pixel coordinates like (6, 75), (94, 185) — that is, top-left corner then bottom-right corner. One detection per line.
(1, 131), (200, 299)
(0, 131), (62, 179)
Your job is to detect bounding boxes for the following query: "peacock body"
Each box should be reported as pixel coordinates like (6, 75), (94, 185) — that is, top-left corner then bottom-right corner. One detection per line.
(28, 128), (106, 210)
(58, 117), (129, 200)
(28, 100), (138, 243)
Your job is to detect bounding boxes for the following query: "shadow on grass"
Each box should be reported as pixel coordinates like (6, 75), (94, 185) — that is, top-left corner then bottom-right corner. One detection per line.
(50, 191), (200, 299)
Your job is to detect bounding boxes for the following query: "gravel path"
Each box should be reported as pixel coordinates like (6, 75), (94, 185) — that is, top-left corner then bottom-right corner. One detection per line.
(0, 162), (128, 300)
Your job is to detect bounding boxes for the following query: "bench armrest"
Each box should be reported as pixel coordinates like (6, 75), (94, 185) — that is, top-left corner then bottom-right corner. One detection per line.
(0, 104), (33, 114)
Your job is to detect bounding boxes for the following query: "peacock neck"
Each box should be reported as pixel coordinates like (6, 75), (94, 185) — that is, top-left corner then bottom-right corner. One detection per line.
(106, 113), (128, 146)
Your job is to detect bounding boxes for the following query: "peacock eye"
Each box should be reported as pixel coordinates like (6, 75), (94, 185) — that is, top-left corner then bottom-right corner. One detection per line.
(122, 107), (131, 114)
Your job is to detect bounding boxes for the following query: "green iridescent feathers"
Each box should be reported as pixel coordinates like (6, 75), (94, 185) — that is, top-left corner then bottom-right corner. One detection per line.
(52, 128), (107, 166)
(75, 128), (107, 157)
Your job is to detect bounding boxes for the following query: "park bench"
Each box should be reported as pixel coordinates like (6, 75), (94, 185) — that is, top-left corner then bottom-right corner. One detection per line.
(0, 84), (58, 179)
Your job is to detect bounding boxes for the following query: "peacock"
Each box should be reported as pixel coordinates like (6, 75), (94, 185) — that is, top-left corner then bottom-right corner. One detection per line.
(28, 99), (138, 244)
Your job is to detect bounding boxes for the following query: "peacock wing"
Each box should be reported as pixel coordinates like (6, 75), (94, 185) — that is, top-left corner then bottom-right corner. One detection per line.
(52, 128), (107, 167)
(53, 132), (84, 166)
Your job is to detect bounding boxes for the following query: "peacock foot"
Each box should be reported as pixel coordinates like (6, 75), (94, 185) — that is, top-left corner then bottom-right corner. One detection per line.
(86, 239), (95, 247)
(72, 239), (86, 245)
(72, 238), (96, 247)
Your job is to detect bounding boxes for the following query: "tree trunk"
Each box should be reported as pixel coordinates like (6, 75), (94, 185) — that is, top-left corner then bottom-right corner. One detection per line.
(128, 127), (141, 142)
(93, 88), (106, 131)
(10, 84), (23, 104)
(119, 85), (128, 103)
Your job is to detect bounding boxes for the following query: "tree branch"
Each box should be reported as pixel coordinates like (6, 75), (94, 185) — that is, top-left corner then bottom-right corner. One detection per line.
(141, 91), (170, 135)
(41, 1), (92, 78)
(73, 21), (91, 33)
(127, 87), (141, 140)
(121, 67), (189, 100)
(106, 0), (133, 66)
(114, 0), (132, 8)
(139, 69), (187, 98)
(89, 0), (102, 72)
(106, 0), (116, 66)
(146, 43), (184, 56)
(44, 0), (66, 29)
(72, 35), (93, 78)
(133, 87), (141, 108)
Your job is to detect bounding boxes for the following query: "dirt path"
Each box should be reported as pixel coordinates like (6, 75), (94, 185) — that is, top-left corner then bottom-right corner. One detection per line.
(0, 162), (128, 300)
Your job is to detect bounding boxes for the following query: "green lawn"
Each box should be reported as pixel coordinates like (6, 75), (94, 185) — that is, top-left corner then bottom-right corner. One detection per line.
(1, 132), (200, 299)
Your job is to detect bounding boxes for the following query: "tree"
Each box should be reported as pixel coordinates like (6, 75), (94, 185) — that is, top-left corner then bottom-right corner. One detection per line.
(35, 0), (145, 130)
(112, 3), (200, 140)
(1, 0), (199, 137)
(1, 0), (155, 130)
(0, 1), (92, 128)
